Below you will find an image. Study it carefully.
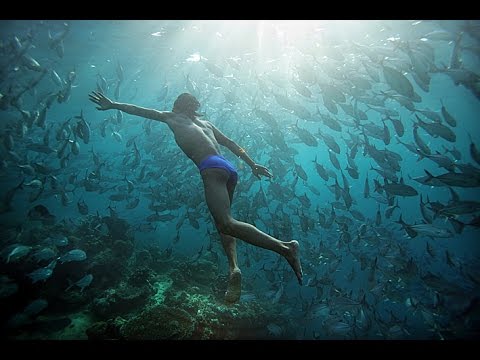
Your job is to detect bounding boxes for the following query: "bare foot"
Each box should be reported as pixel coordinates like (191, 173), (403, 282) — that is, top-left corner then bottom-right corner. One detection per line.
(285, 240), (303, 285)
(225, 268), (242, 304)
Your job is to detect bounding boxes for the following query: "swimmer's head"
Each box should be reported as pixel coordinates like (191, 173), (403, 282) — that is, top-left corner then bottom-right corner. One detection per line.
(172, 93), (200, 118)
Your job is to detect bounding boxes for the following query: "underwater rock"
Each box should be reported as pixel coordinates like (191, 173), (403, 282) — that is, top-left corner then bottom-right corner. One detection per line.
(163, 257), (220, 292)
(86, 321), (109, 340)
(103, 216), (130, 240)
(134, 249), (153, 267)
(53, 290), (89, 313)
(120, 278), (272, 340)
(82, 235), (106, 255)
(127, 267), (153, 287)
(29, 316), (72, 334)
(89, 297), (111, 319)
(86, 317), (125, 340)
(67, 235), (83, 247)
(112, 240), (133, 259)
(123, 297), (246, 339)
(121, 304), (195, 340)
(89, 283), (153, 319)
(86, 249), (126, 289)
(187, 259), (219, 286)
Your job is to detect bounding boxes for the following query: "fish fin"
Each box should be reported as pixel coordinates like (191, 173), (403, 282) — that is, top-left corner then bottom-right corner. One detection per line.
(424, 170), (435, 181)
(65, 278), (74, 291)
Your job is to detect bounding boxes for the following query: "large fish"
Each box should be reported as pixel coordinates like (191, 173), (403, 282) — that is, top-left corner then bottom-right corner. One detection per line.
(292, 122), (317, 147)
(313, 156), (329, 181)
(469, 135), (480, 166)
(436, 201), (480, 218)
(382, 64), (415, 99)
(397, 215), (453, 239)
(413, 124), (431, 156)
(0, 179), (24, 213)
(74, 110), (91, 144)
(414, 115), (456, 143)
(318, 132), (340, 154)
(440, 100), (457, 127)
(48, 22), (70, 58)
(421, 152), (456, 171)
(423, 170), (480, 188)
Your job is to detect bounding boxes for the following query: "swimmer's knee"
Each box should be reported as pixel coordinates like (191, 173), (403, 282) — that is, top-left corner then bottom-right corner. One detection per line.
(216, 218), (235, 236)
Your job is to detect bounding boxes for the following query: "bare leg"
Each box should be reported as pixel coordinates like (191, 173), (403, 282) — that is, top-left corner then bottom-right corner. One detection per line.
(219, 233), (242, 303)
(220, 177), (241, 303)
(202, 169), (303, 285)
(219, 233), (239, 273)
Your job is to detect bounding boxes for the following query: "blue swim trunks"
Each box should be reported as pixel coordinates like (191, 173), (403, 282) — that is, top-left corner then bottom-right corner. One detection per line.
(198, 155), (238, 186)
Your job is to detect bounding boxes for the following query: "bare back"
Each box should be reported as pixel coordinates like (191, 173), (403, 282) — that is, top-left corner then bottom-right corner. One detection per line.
(99, 97), (227, 166)
(165, 113), (222, 166)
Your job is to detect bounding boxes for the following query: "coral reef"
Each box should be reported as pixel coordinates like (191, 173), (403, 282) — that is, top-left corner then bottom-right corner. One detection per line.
(119, 258), (285, 340)
(89, 281), (154, 319)
(86, 317), (126, 340)
(2, 214), (292, 340)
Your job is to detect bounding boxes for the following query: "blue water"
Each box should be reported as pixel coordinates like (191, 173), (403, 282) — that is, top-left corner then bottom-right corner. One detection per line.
(0, 20), (479, 340)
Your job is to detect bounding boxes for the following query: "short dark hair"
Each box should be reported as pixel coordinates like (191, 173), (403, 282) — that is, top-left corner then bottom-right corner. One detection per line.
(172, 93), (200, 115)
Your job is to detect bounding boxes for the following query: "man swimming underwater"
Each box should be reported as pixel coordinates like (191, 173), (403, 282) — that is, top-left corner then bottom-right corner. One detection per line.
(89, 91), (303, 303)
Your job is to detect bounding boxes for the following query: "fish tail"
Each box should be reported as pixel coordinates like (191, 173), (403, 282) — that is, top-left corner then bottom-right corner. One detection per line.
(449, 217), (465, 234)
(424, 170), (435, 182)
(17, 177), (26, 190)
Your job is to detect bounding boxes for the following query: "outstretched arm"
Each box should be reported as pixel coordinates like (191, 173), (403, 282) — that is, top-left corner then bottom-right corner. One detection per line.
(88, 91), (173, 123)
(210, 123), (273, 179)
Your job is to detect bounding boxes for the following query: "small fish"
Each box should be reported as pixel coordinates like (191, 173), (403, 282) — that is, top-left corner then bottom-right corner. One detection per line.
(0, 275), (18, 298)
(32, 248), (56, 263)
(58, 249), (87, 263)
(66, 274), (93, 292)
(27, 267), (54, 284)
(26, 143), (57, 154)
(6, 245), (32, 263)
(116, 61), (124, 82)
(125, 197), (140, 209)
(27, 204), (56, 225)
(17, 164), (36, 176)
(77, 198), (89, 215)
(23, 298), (48, 317)
(44, 235), (69, 247)
(112, 131), (123, 142)
(124, 176), (134, 193)
(24, 179), (43, 188)
(50, 69), (63, 87)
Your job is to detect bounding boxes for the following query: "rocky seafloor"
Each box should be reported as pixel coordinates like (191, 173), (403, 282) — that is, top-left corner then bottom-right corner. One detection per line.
(1, 214), (295, 340)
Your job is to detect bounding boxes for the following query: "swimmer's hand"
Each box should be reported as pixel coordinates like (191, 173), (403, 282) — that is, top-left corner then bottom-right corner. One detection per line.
(89, 91), (114, 111)
(252, 164), (273, 180)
